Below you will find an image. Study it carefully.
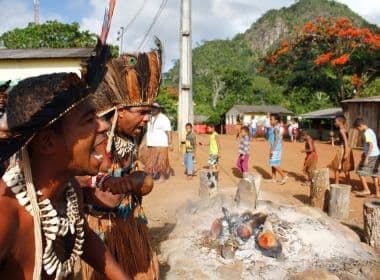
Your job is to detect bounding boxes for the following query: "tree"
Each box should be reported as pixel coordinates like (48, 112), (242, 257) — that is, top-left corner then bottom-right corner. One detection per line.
(0, 20), (97, 48)
(262, 17), (380, 101)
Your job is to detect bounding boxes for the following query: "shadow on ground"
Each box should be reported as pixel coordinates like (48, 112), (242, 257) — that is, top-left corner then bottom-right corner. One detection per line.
(149, 223), (176, 279)
(232, 167), (243, 178)
(342, 222), (365, 242)
(253, 166), (272, 179)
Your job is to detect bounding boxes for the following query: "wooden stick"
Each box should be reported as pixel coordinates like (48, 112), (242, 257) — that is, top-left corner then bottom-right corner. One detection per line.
(328, 184), (351, 220)
(363, 198), (380, 251)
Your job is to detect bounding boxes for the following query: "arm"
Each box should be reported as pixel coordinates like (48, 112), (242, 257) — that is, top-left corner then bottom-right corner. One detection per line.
(271, 128), (279, 154)
(166, 131), (172, 146)
(340, 129), (350, 159)
(193, 134), (197, 157)
(82, 223), (130, 280)
(364, 142), (373, 165)
(0, 204), (17, 262)
(216, 134), (222, 156)
(305, 137), (313, 153)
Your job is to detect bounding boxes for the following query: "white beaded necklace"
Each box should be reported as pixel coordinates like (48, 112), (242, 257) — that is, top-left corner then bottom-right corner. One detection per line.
(3, 165), (85, 279)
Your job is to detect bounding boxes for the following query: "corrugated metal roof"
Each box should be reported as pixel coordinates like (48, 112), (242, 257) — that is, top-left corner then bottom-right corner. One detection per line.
(194, 115), (208, 123)
(0, 48), (94, 60)
(227, 105), (293, 115)
(300, 107), (343, 119)
(342, 96), (380, 103)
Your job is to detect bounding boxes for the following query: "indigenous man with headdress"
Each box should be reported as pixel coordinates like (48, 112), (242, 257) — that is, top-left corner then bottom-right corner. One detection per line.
(80, 41), (162, 280)
(0, 63), (132, 278)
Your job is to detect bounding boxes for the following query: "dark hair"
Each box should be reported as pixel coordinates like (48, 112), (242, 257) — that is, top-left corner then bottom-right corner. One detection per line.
(241, 126), (250, 134)
(335, 115), (346, 124)
(271, 114), (281, 122)
(207, 123), (215, 129)
(353, 118), (366, 128)
(185, 123), (193, 128)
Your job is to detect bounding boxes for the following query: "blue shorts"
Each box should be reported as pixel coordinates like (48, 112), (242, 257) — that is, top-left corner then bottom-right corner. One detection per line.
(250, 127), (257, 137)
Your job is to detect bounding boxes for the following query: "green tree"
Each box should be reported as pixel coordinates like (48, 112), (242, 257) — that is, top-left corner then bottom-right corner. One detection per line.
(262, 17), (380, 102)
(0, 21), (97, 48)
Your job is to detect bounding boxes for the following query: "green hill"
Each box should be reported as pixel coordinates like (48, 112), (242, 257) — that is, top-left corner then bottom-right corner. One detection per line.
(163, 0), (378, 122)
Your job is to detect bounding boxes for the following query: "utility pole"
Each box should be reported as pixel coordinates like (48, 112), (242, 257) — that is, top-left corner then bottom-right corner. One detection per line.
(33, 0), (40, 25)
(117, 26), (125, 55)
(178, 0), (193, 150)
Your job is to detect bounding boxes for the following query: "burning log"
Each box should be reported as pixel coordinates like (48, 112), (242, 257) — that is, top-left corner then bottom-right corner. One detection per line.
(256, 220), (282, 258)
(363, 198), (380, 250)
(309, 168), (330, 211)
(328, 184), (351, 220)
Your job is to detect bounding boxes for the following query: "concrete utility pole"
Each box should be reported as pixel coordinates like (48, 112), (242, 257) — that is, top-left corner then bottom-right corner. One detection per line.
(33, 0), (40, 25)
(178, 0), (193, 149)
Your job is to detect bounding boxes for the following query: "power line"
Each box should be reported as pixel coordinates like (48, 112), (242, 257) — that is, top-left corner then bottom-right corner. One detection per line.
(137, 0), (168, 50)
(117, 0), (146, 41)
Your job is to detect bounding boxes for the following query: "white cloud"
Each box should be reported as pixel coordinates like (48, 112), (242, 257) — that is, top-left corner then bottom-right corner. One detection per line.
(1, 0), (379, 71)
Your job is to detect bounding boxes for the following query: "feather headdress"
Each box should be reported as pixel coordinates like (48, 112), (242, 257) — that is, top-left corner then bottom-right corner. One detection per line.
(93, 38), (163, 115)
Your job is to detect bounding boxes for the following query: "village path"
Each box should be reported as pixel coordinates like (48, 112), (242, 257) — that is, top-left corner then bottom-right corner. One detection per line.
(143, 133), (373, 258)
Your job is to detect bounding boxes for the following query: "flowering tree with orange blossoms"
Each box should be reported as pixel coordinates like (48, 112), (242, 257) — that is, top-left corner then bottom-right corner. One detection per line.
(262, 17), (380, 102)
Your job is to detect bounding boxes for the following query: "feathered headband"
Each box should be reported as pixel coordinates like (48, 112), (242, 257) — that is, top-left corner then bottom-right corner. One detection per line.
(93, 37), (163, 116)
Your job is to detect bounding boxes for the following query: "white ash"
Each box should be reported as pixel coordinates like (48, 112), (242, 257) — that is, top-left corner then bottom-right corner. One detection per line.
(159, 193), (380, 280)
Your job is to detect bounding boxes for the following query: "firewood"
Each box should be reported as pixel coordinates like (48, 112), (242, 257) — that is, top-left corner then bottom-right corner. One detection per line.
(363, 198), (380, 251)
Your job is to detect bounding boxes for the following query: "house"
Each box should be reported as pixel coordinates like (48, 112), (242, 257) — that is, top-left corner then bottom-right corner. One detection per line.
(299, 108), (343, 140)
(342, 96), (380, 145)
(0, 48), (94, 84)
(225, 105), (293, 135)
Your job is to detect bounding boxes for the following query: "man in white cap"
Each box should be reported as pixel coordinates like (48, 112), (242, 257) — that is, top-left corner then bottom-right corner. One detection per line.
(141, 102), (172, 182)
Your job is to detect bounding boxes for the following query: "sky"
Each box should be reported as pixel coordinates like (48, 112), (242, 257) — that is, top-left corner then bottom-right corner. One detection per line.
(0, 0), (379, 71)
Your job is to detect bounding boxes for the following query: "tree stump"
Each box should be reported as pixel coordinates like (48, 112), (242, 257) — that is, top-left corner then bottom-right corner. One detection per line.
(363, 198), (380, 250)
(235, 178), (257, 210)
(243, 172), (262, 196)
(199, 169), (218, 198)
(309, 168), (330, 211)
(328, 184), (351, 220)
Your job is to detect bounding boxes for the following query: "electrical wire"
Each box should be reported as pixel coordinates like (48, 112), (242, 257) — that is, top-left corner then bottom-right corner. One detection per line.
(121, 0), (147, 35)
(137, 0), (169, 50)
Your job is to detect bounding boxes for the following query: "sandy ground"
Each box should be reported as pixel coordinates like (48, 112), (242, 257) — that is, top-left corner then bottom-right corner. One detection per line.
(143, 133), (377, 274)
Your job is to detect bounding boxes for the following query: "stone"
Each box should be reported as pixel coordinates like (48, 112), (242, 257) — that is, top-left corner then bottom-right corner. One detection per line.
(216, 261), (243, 280)
(243, 172), (262, 196)
(235, 178), (257, 210)
(291, 269), (340, 280)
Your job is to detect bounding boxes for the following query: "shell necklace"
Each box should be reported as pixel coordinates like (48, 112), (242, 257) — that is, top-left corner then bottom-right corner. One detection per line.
(112, 134), (135, 158)
(3, 165), (85, 279)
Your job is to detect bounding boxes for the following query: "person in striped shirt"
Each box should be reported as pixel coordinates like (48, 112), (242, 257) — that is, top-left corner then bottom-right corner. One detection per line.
(237, 126), (251, 174)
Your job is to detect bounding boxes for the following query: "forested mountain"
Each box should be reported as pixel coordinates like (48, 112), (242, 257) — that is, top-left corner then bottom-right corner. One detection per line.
(162, 0), (379, 123)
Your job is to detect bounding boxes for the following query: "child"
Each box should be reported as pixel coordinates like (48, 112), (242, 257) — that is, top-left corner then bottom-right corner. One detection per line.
(353, 118), (380, 197)
(302, 131), (318, 185)
(184, 123), (196, 179)
(207, 124), (220, 170)
(237, 126), (250, 174)
(268, 114), (288, 184)
(330, 115), (354, 184)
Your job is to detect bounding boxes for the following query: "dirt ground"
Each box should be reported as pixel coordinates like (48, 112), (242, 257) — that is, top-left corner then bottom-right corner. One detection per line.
(143, 133), (377, 267)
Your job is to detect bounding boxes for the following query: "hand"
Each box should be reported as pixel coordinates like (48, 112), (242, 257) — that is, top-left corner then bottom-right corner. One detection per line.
(240, 155), (245, 160)
(101, 171), (153, 196)
(343, 153), (348, 160)
(364, 157), (369, 166)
